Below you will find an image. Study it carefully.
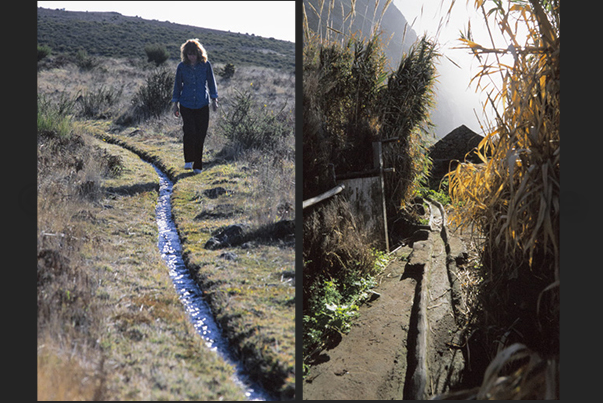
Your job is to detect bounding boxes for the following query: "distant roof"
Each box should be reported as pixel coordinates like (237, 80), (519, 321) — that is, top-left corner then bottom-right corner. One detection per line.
(429, 125), (483, 162)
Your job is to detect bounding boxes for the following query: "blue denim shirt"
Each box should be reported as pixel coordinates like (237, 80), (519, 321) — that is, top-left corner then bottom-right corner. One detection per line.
(171, 61), (218, 109)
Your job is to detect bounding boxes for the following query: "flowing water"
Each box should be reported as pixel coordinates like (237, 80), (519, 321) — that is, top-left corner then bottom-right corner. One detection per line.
(152, 164), (270, 401)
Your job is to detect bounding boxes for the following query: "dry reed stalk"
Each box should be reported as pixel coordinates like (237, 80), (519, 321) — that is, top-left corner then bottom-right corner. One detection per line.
(448, 0), (559, 294)
(303, 0), (392, 44)
(443, 1), (559, 393)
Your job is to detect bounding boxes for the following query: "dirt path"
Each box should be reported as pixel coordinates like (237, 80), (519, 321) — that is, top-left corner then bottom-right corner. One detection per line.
(303, 246), (415, 400)
(303, 200), (467, 400)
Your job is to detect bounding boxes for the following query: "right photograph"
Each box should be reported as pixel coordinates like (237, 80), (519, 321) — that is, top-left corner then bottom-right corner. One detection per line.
(302, 0), (560, 400)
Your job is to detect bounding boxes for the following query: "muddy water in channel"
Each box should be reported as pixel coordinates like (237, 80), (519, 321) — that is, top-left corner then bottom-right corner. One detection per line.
(152, 164), (270, 401)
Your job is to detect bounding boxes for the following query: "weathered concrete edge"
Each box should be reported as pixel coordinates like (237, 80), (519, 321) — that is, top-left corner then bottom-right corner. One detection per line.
(402, 199), (467, 399)
(402, 238), (432, 400)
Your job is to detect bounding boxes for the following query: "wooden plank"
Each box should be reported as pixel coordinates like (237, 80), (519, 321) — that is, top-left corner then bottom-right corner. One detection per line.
(302, 184), (345, 209)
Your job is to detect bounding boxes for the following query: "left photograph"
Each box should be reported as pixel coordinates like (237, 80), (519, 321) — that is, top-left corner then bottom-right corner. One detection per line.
(37, 1), (296, 400)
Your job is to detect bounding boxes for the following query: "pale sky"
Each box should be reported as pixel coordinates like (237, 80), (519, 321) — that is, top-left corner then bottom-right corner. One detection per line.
(37, 1), (296, 43)
(394, 0), (515, 135)
(395, 0), (520, 70)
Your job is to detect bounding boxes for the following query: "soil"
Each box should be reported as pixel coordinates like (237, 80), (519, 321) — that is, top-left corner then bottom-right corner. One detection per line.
(303, 246), (415, 400)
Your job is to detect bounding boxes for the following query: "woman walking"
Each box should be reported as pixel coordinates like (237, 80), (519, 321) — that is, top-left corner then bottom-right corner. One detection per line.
(172, 38), (219, 173)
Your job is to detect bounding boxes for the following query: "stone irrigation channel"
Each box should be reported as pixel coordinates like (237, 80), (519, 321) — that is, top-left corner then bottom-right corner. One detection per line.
(303, 199), (469, 400)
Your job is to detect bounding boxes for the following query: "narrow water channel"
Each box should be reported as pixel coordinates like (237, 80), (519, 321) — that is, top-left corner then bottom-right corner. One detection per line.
(151, 164), (270, 401)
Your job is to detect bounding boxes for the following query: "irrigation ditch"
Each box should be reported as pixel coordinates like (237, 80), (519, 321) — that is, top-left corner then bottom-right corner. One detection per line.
(303, 198), (469, 400)
(150, 162), (270, 401)
(96, 132), (274, 400)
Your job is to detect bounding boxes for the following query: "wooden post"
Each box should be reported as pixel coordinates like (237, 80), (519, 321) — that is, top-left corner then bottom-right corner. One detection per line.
(373, 142), (390, 252)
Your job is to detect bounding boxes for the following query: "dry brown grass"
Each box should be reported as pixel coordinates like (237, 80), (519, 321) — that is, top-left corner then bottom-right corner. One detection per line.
(37, 339), (105, 401)
(38, 46), (295, 399)
(37, 126), (114, 401)
(37, 115), (247, 399)
(433, 343), (559, 399)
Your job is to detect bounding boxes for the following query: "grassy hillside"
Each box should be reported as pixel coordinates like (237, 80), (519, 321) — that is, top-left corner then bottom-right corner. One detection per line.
(37, 7), (295, 71)
(38, 55), (295, 399)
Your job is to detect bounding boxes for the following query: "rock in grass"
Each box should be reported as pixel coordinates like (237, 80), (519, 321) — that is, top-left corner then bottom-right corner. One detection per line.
(204, 224), (248, 250)
(219, 251), (238, 261)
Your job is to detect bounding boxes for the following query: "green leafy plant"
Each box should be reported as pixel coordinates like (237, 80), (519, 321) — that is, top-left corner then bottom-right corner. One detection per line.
(415, 186), (451, 206)
(303, 240), (389, 375)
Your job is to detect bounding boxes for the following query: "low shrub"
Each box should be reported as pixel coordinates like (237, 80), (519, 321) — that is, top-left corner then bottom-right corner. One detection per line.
(75, 49), (99, 71)
(134, 68), (174, 118)
(116, 68), (173, 125)
(144, 43), (170, 66)
(77, 85), (123, 119)
(219, 63), (236, 79)
(217, 88), (292, 156)
(38, 44), (52, 61)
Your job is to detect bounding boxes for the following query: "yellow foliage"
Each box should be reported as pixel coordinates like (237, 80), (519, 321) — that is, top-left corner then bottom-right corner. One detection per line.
(448, 0), (559, 280)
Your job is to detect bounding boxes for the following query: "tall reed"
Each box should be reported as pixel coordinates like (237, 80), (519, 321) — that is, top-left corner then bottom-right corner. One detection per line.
(303, 0), (439, 369)
(447, 0), (560, 355)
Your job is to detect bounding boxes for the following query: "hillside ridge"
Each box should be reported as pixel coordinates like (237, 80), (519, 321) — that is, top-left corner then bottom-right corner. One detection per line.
(37, 7), (295, 71)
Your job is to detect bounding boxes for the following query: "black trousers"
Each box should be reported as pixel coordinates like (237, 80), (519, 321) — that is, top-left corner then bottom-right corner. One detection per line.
(180, 105), (210, 170)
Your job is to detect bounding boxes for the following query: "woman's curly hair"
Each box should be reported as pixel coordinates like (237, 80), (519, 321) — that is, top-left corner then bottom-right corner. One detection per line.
(180, 38), (208, 64)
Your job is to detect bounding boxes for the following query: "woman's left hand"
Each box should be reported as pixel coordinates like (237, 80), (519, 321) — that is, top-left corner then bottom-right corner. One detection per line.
(211, 98), (219, 112)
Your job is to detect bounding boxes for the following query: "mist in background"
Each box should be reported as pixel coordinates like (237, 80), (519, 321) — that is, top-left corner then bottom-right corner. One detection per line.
(304, 0), (500, 139)
(394, 0), (495, 139)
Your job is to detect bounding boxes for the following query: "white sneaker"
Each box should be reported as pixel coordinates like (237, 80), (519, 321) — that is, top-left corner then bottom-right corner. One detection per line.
(184, 162), (193, 169)
(193, 169), (202, 174)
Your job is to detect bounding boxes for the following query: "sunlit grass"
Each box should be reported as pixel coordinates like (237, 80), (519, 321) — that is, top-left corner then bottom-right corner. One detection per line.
(38, 55), (295, 399)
